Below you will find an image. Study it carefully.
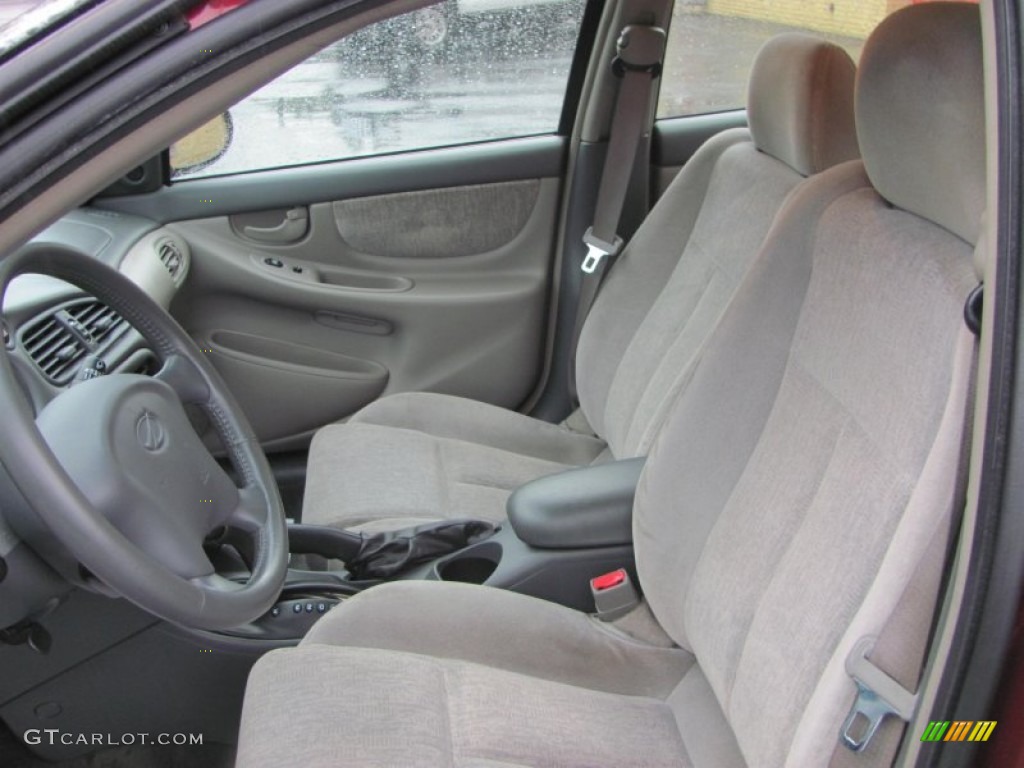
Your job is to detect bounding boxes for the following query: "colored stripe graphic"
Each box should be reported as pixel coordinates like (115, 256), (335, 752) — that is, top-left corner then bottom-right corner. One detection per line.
(921, 721), (950, 742)
(968, 722), (997, 742)
(945, 722), (973, 741)
(921, 720), (997, 742)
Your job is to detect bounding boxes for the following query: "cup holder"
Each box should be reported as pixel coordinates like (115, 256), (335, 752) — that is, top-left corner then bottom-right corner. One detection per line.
(436, 541), (501, 584)
(438, 557), (497, 584)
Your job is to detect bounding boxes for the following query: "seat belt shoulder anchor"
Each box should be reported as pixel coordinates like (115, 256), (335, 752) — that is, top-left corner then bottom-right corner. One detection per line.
(612, 25), (666, 79)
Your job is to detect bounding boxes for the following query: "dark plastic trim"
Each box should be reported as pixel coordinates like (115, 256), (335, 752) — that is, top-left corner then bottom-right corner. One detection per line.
(507, 457), (644, 549)
(558, 0), (606, 136)
(411, 525), (636, 613)
(0, 1), (192, 144)
(529, 139), (604, 422)
(964, 283), (984, 336)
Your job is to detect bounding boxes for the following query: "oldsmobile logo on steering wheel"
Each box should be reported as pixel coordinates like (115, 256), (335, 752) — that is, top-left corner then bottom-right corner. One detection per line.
(136, 410), (167, 452)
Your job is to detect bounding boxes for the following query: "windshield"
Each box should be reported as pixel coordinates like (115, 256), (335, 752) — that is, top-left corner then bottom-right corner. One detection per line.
(0, 0), (94, 56)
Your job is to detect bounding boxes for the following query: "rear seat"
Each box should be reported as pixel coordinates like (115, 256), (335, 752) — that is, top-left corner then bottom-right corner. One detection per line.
(301, 33), (861, 533)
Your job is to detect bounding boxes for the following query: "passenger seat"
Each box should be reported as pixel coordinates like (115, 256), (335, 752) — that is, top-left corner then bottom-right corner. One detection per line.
(302, 34), (860, 532)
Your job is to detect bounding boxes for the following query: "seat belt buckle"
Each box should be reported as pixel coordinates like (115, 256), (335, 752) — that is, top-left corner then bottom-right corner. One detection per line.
(840, 637), (919, 752)
(582, 227), (623, 274)
(590, 568), (639, 621)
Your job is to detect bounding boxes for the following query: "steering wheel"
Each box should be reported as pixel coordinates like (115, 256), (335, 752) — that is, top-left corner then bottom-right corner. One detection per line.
(0, 247), (288, 630)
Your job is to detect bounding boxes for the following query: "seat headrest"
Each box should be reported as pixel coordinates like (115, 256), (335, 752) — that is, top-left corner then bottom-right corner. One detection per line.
(748, 33), (859, 177)
(856, 3), (985, 245)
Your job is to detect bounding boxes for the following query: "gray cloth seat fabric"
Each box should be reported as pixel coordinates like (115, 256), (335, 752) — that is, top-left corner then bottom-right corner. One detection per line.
(237, 5), (985, 766)
(240, 582), (711, 767)
(305, 392), (607, 531)
(303, 33), (860, 531)
(241, 642), (696, 767)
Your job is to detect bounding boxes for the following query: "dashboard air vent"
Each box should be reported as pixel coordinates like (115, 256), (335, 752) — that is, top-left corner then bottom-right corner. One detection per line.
(66, 300), (126, 345)
(22, 300), (128, 384)
(22, 316), (85, 383)
(158, 238), (184, 279)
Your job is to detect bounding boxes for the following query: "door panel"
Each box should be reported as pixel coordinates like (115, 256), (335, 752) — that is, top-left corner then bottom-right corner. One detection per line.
(90, 0), (592, 444)
(165, 152), (562, 449)
(203, 330), (389, 443)
(330, 179), (541, 259)
(233, 207), (310, 245)
(105, 135), (566, 223)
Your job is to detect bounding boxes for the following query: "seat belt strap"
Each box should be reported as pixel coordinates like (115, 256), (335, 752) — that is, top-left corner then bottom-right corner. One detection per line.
(831, 287), (982, 765)
(569, 25), (665, 400)
(584, 25), (666, 271)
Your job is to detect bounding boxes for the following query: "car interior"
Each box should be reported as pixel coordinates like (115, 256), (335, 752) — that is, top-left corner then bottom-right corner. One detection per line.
(0, 0), (1018, 765)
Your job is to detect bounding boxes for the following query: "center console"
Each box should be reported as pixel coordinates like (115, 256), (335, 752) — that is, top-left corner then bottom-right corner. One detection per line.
(258, 457), (646, 624)
(420, 458), (644, 611)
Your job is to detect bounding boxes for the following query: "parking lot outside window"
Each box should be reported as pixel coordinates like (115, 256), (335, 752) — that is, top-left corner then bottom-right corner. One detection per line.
(171, 0), (586, 179)
(656, 0), (926, 119)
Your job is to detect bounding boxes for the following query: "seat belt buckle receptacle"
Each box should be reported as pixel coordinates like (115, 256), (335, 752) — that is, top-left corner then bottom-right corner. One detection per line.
(582, 227), (624, 274)
(591, 568), (639, 621)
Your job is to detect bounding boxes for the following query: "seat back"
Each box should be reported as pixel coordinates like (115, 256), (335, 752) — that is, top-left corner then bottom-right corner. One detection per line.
(633, 4), (985, 765)
(575, 34), (859, 459)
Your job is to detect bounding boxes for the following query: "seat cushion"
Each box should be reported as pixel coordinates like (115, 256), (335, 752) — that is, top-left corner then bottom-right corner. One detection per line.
(239, 582), (705, 768)
(303, 393), (606, 529)
(303, 582), (692, 697)
(238, 645), (691, 768)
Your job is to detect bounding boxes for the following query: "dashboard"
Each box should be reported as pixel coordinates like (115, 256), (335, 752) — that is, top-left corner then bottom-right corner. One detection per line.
(3, 209), (190, 411)
(0, 206), (192, 629)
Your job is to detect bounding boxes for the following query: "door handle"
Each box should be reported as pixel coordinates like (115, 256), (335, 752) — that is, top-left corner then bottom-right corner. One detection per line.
(242, 207), (309, 243)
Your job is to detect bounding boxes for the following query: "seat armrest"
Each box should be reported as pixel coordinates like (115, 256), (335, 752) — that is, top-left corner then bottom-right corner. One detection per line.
(507, 458), (645, 549)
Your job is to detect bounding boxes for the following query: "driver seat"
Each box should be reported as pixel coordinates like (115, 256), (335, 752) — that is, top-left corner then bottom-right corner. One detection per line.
(236, 5), (984, 766)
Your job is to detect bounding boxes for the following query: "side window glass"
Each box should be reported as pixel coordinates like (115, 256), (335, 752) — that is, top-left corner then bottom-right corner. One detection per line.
(172, 0), (586, 179)
(657, 0), (927, 119)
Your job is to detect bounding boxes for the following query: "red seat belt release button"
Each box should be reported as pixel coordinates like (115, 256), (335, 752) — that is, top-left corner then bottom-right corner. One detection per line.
(592, 569), (627, 591)
(590, 568), (639, 621)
